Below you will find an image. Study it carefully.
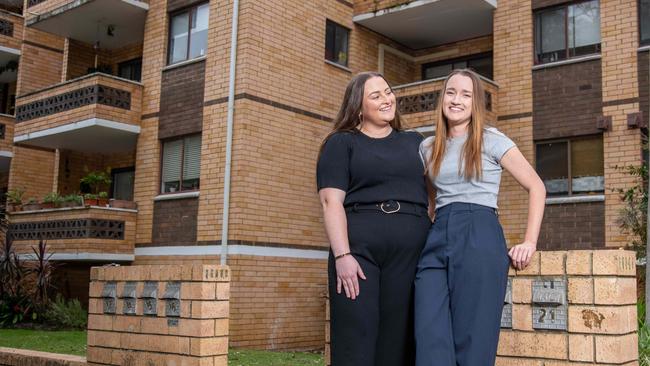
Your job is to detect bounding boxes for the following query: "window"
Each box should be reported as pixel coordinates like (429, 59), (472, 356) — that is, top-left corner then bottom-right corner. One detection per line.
(325, 20), (349, 67)
(422, 53), (493, 80)
(534, 0), (600, 64)
(536, 136), (604, 196)
(168, 3), (210, 65)
(161, 135), (202, 193)
(118, 58), (142, 82)
(111, 167), (135, 201)
(641, 0), (650, 46)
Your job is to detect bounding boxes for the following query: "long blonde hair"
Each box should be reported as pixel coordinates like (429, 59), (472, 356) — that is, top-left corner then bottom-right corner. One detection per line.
(428, 69), (487, 181)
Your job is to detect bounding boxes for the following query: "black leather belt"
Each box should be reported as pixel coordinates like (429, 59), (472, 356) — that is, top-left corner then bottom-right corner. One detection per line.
(345, 200), (428, 216)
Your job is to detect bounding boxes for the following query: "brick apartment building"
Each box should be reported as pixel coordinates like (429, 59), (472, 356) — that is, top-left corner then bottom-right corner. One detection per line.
(0, 0), (647, 351)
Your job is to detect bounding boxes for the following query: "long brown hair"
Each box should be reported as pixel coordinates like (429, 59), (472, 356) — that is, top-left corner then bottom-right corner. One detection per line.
(428, 69), (487, 180)
(318, 72), (403, 158)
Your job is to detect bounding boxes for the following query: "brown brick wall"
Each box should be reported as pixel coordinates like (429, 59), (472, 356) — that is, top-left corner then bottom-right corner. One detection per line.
(639, 51), (649, 125)
(538, 202), (605, 250)
(158, 60), (205, 139)
(151, 197), (199, 246)
(532, 60), (603, 140)
(17, 28), (64, 95)
(57, 150), (135, 196)
(354, 0), (408, 14)
(133, 254), (327, 350)
(53, 263), (92, 309)
(8, 146), (55, 202)
(0, 10), (23, 51)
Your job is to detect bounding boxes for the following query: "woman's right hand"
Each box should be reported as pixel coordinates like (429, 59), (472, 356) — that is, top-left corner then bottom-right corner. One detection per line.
(335, 255), (366, 300)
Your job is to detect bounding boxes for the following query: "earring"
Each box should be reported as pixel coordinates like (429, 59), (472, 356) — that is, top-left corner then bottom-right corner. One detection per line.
(358, 112), (363, 122)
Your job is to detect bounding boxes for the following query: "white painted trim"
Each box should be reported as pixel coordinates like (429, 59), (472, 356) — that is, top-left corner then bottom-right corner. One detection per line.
(545, 194), (605, 205)
(532, 54), (601, 71)
(639, 45), (650, 52)
(324, 59), (351, 73)
(0, 45), (20, 56)
(18, 253), (134, 262)
(353, 0), (440, 22)
(153, 191), (200, 201)
(10, 205), (137, 215)
(14, 118), (140, 143)
(0, 113), (14, 118)
(0, 151), (13, 158)
(122, 0), (150, 11)
(163, 56), (207, 72)
(135, 245), (329, 260)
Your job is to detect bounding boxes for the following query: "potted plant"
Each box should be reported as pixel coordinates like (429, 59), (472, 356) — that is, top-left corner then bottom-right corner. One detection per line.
(97, 191), (109, 207)
(83, 193), (98, 206)
(80, 168), (112, 205)
(41, 192), (63, 209)
(23, 198), (41, 211)
(6, 188), (24, 212)
(62, 194), (82, 208)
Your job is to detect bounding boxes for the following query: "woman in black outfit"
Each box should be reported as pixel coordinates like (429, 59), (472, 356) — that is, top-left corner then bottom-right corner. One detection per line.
(317, 72), (431, 366)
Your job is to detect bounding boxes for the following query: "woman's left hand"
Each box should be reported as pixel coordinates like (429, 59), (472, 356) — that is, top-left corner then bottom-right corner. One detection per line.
(508, 241), (536, 270)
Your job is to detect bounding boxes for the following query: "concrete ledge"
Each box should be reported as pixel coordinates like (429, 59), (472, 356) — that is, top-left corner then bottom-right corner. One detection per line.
(0, 347), (87, 366)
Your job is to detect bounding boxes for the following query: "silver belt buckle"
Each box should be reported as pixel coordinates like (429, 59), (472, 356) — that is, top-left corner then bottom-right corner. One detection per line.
(380, 201), (400, 214)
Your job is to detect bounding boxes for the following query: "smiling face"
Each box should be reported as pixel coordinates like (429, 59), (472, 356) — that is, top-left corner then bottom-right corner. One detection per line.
(361, 76), (396, 127)
(442, 74), (474, 128)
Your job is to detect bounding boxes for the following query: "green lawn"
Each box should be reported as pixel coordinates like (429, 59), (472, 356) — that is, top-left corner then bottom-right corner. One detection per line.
(0, 329), (324, 365)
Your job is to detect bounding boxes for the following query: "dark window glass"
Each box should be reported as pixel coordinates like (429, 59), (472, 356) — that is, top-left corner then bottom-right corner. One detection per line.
(325, 20), (349, 67)
(641, 0), (650, 46)
(168, 4), (209, 65)
(422, 53), (493, 80)
(111, 167), (135, 201)
(535, 0), (600, 64)
(161, 135), (201, 193)
(536, 136), (604, 196)
(118, 58), (142, 82)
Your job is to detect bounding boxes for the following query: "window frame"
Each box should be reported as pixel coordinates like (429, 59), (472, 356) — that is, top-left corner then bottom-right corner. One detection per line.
(535, 134), (604, 197)
(167, 2), (209, 65)
(640, 0), (650, 46)
(324, 19), (350, 67)
(421, 52), (494, 80)
(159, 134), (202, 195)
(110, 166), (135, 200)
(533, 0), (601, 65)
(118, 58), (142, 82)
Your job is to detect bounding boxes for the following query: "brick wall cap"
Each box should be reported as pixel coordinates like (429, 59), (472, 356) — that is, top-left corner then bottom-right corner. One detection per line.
(532, 54), (602, 71)
(546, 194), (605, 205)
(154, 191), (200, 201)
(17, 72), (143, 100)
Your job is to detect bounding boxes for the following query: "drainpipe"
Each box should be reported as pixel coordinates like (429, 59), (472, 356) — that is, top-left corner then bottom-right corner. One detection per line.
(220, 0), (240, 265)
(646, 52), (649, 325)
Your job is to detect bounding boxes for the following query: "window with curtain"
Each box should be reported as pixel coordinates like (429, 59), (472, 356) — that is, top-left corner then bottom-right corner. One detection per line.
(534, 0), (600, 64)
(168, 3), (210, 65)
(161, 135), (202, 193)
(325, 20), (350, 67)
(536, 136), (604, 196)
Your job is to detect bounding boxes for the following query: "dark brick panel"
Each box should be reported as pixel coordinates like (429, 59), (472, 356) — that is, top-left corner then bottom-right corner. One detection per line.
(152, 197), (198, 246)
(533, 59), (603, 140)
(532, 0), (572, 9)
(159, 60), (205, 139)
(639, 51), (649, 128)
(537, 201), (605, 250)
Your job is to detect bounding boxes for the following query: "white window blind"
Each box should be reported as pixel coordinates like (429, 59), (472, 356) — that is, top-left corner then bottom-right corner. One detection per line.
(183, 135), (202, 181)
(162, 139), (183, 185)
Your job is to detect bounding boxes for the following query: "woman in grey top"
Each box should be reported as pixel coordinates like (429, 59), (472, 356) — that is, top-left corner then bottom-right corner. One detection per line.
(414, 69), (546, 366)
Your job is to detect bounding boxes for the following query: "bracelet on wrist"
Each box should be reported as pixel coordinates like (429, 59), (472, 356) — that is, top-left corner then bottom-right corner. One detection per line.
(334, 252), (351, 260)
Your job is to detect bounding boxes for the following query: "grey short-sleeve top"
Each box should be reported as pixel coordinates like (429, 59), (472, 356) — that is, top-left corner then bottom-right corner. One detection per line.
(419, 127), (516, 209)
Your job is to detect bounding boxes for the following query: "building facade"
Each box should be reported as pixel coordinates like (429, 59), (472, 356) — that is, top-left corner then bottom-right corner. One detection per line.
(1, 0), (647, 350)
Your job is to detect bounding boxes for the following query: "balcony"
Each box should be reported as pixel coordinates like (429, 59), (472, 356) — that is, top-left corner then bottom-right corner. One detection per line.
(26, 0), (148, 50)
(14, 73), (142, 153)
(0, 10), (23, 52)
(0, 113), (13, 173)
(394, 77), (498, 130)
(353, 0), (496, 49)
(8, 205), (136, 262)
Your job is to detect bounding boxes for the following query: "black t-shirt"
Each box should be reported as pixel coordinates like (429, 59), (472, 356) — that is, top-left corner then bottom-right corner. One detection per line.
(316, 129), (428, 207)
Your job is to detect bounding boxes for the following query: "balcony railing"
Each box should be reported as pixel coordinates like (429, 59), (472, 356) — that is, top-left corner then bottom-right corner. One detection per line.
(394, 77), (499, 129)
(14, 73), (142, 153)
(8, 206), (137, 259)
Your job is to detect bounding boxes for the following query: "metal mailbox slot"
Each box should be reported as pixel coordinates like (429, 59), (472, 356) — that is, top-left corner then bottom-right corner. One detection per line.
(532, 279), (567, 330)
(142, 281), (158, 316)
(162, 282), (181, 317)
(120, 282), (137, 315)
(500, 278), (512, 328)
(101, 281), (117, 314)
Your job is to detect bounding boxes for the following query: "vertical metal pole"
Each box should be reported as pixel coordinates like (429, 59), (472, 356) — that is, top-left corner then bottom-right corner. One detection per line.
(646, 52), (650, 326)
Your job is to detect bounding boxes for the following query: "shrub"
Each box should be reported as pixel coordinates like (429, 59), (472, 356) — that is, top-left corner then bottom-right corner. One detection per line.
(43, 295), (87, 329)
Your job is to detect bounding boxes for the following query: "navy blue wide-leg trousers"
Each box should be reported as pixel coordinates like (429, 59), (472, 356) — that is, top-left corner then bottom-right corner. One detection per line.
(414, 202), (510, 366)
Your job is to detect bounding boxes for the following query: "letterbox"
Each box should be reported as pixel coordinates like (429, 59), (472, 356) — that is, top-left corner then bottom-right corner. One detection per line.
(120, 281), (137, 315)
(142, 281), (158, 316)
(532, 279), (567, 330)
(501, 278), (513, 328)
(101, 281), (117, 314)
(162, 282), (181, 318)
